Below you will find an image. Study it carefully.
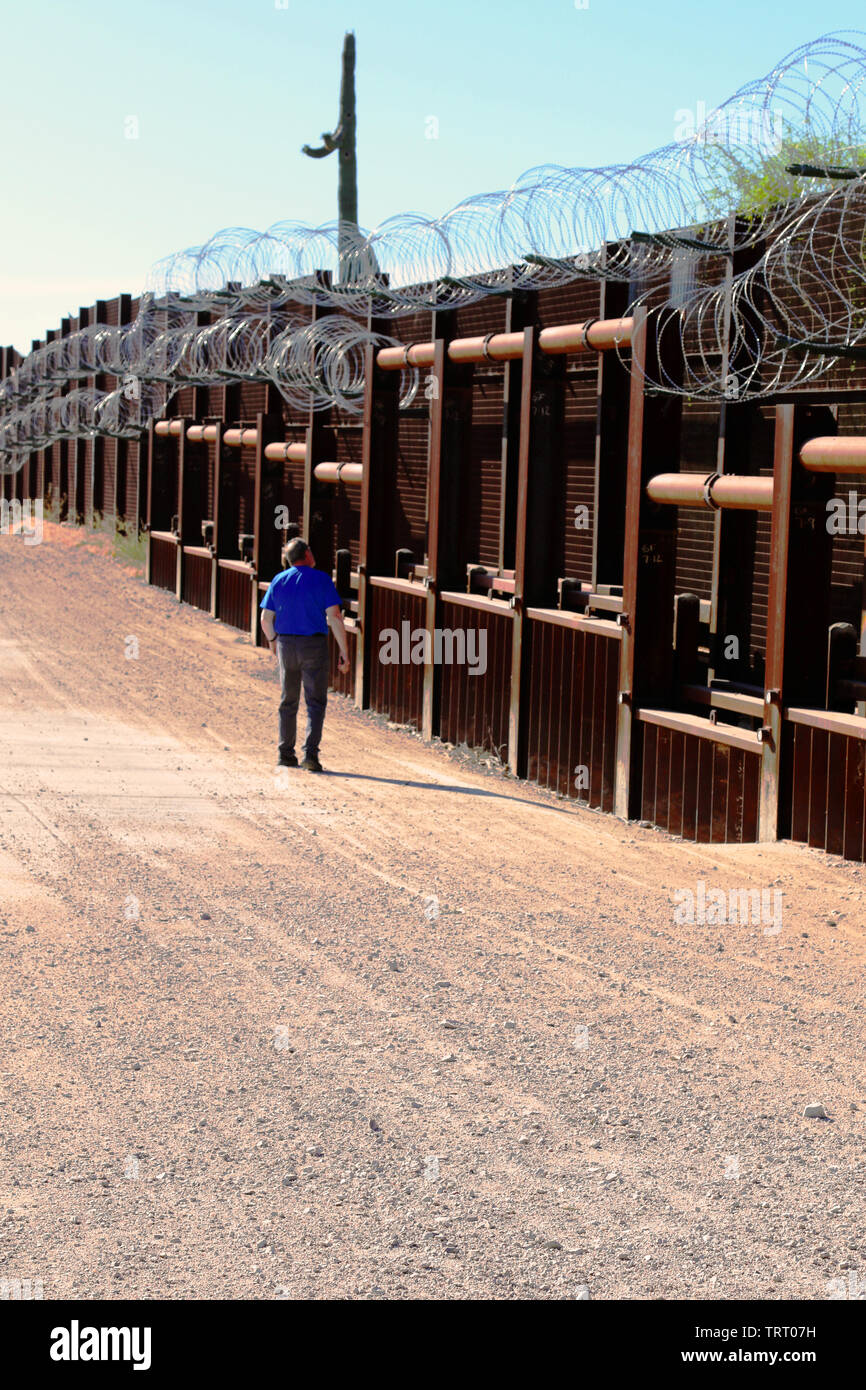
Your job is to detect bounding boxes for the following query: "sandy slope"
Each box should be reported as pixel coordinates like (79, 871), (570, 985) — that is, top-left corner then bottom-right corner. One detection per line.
(0, 523), (864, 1301)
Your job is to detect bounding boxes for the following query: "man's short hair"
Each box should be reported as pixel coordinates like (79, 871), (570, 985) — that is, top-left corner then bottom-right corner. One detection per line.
(284, 537), (309, 567)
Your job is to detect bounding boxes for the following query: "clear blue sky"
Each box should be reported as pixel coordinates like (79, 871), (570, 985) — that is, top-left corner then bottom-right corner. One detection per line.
(1, 0), (864, 350)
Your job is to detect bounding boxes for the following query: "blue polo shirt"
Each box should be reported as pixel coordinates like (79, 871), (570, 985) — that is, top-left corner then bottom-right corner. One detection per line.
(260, 566), (342, 635)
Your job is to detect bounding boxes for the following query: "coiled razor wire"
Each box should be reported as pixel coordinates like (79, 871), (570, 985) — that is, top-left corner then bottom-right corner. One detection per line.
(2, 30), (866, 470)
(622, 171), (866, 398)
(0, 313), (417, 470)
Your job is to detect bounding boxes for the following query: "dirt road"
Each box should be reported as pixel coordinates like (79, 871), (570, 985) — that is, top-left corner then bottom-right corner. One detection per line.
(0, 523), (864, 1300)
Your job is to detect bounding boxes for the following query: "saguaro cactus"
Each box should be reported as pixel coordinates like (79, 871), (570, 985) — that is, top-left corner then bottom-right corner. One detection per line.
(302, 32), (366, 283)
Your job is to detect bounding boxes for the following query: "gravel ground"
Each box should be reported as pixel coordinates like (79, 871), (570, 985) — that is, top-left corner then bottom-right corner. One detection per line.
(0, 522), (864, 1301)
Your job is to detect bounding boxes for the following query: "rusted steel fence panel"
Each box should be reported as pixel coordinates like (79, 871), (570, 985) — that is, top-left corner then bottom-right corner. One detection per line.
(328, 621), (358, 700)
(217, 561), (254, 631)
(439, 595), (513, 759)
(640, 721), (761, 843)
(182, 548), (213, 613)
(784, 711), (866, 861)
(524, 612), (619, 810)
(149, 535), (178, 593)
(368, 579), (426, 729)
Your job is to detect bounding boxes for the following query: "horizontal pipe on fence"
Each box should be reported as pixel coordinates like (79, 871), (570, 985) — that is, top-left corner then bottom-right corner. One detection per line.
(154, 420), (184, 438)
(800, 436), (866, 472)
(647, 472), (774, 510)
(375, 317), (634, 371)
(537, 316), (633, 354)
(313, 460), (363, 485)
(264, 441), (308, 463)
(223, 427), (259, 448)
(447, 331), (525, 363)
(187, 424), (218, 443)
(376, 341), (437, 370)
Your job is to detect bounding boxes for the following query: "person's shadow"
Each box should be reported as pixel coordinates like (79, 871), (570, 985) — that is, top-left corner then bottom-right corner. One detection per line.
(321, 769), (581, 815)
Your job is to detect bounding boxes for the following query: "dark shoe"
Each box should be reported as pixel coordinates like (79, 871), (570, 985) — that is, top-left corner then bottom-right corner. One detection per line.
(278, 752), (298, 768)
(301, 756), (323, 773)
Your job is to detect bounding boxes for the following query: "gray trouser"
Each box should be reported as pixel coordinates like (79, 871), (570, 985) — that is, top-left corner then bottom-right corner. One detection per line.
(276, 633), (329, 759)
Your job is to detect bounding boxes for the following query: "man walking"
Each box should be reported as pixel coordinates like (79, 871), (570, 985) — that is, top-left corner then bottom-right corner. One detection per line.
(259, 537), (350, 772)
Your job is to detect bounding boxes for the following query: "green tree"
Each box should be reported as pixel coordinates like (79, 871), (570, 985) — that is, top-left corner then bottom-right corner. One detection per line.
(706, 132), (866, 219)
